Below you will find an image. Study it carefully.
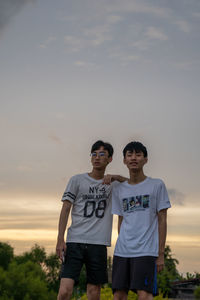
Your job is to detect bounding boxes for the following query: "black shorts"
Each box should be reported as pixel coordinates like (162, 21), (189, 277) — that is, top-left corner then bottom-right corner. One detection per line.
(60, 242), (108, 285)
(112, 256), (158, 296)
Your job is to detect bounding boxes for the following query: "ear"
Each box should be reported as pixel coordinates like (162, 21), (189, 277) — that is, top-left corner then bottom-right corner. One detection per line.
(144, 157), (148, 165)
(108, 157), (112, 164)
(123, 157), (126, 165)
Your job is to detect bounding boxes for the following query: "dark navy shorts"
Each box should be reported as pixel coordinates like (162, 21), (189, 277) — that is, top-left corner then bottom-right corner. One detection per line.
(60, 242), (108, 285)
(112, 256), (158, 296)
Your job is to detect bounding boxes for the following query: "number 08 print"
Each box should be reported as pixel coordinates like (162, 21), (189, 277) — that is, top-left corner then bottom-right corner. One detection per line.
(83, 200), (106, 218)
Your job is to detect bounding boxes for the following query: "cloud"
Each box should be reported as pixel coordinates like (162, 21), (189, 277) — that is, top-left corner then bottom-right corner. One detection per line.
(106, 15), (123, 24)
(74, 61), (87, 67)
(83, 24), (112, 46)
(145, 26), (168, 41)
(108, 47), (140, 65)
(174, 60), (200, 70)
(74, 61), (96, 69)
(121, 55), (140, 62)
(64, 35), (84, 52)
(17, 164), (33, 172)
(168, 188), (185, 205)
(62, 1), (170, 58)
(39, 36), (56, 49)
(106, 0), (170, 18)
(175, 20), (190, 33)
(0, 0), (35, 35)
(64, 24), (112, 52)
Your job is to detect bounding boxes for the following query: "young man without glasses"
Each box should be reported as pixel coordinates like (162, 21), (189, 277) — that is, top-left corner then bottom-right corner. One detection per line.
(112, 141), (171, 300)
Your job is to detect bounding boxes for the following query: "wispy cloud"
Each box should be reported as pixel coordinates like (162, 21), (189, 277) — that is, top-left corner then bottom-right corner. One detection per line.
(64, 35), (84, 52)
(83, 24), (112, 46)
(109, 50), (140, 65)
(145, 26), (168, 41)
(174, 60), (200, 70)
(64, 25), (112, 53)
(168, 188), (185, 206)
(17, 164), (33, 172)
(106, 0), (170, 18)
(74, 61), (96, 69)
(175, 20), (191, 33)
(39, 36), (56, 49)
(106, 15), (123, 24)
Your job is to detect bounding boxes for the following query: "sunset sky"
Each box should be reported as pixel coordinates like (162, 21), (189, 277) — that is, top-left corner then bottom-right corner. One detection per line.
(0, 0), (200, 275)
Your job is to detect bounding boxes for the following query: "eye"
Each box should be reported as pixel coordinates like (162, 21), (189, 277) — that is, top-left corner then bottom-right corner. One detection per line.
(91, 152), (97, 157)
(136, 153), (142, 156)
(99, 152), (106, 157)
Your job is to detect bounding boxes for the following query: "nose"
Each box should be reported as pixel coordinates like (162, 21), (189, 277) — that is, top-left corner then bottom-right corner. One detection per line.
(131, 153), (137, 160)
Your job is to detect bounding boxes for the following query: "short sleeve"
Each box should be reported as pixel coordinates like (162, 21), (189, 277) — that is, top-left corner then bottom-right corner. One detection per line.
(112, 184), (123, 216)
(156, 180), (171, 212)
(61, 175), (79, 203)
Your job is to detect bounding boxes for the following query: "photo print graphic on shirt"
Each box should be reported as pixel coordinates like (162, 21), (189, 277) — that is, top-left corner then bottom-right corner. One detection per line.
(123, 195), (150, 212)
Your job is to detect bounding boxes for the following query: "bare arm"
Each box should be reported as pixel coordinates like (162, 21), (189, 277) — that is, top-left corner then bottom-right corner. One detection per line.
(103, 174), (128, 184)
(56, 200), (72, 260)
(118, 215), (123, 234)
(156, 209), (167, 273)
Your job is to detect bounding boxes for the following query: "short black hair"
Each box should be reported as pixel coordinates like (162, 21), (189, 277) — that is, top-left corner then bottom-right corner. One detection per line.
(91, 140), (114, 157)
(123, 141), (147, 158)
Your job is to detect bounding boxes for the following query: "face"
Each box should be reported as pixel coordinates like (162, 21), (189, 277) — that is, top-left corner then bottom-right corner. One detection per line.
(123, 150), (147, 172)
(91, 146), (112, 170)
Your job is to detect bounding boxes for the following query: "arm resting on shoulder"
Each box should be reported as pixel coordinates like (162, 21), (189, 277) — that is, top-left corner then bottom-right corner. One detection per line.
(156, 208), (167, 273)
(103, 174), (128, 184)
(56, 200), (72, 260)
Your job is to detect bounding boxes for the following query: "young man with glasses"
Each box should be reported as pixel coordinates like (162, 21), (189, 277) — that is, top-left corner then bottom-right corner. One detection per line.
(112, 141), (171, 300)
(56, 140), (126, 300)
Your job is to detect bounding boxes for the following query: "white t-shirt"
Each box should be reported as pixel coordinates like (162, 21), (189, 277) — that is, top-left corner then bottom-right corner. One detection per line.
(112, 177), (171, 257)
(62, 173), (118, 246)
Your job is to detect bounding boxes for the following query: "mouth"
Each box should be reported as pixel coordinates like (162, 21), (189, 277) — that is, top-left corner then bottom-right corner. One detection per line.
(129, 162), (138, 167)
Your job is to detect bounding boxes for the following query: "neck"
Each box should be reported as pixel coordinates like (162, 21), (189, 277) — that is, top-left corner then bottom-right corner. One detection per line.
(128, 170), (146, 185)
(88, 168), (105, 180)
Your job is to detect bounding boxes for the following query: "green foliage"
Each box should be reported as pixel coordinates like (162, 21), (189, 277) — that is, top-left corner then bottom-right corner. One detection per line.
(127, 290), (138, 300)
(154, 294), (165, 300)
(0, 260), (57, 300)
(78, 287), (166, 300)
(185, 272), (200, 280)
(0, 242), (188, 300)
(194, 286), (200, 299)
(157, 245), (180, 297)
(0, 243), (57, 300)
(0, 243), (14, 270)
(14, 244), (61, 293)
(44, 253), (60, 291)
(14, 244), (46, 265)
(72, 264), (87, 298)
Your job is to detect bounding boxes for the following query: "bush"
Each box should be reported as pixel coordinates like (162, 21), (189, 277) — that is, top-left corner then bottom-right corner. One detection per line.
(77, 286), (165, 300)
(0, 243), (14, 270)
(194, 286), (200, 299)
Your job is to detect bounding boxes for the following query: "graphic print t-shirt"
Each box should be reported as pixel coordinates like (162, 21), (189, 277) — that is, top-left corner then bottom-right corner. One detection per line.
(112, 177), (171, 257)
(62, 173), (117, 246)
